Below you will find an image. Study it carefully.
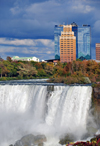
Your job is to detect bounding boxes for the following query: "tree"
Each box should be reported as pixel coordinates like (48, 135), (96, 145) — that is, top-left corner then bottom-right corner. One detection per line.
(44, 63), (54, 76)
(0, 61), (9, 77)
(86, 60), (98, 75)
(0, 56), (3, 61)
(0, 62), (4, 77)
(17, 63), (37, 78)
(41, 62), (46, 69)
(37, 69), (47, 77)
(3, 60), (15, 77)
(6, 56), (12, 62)
(64, 62), (72, 74)
(33, 62), (43, 70)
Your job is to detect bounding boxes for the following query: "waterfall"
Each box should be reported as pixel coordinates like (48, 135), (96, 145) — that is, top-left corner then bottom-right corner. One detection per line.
(0, 84), (92, 146)
(45, 86), (92, 138)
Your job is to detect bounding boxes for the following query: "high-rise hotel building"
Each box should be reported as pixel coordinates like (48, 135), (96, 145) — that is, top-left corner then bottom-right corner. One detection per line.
(54, 22), (91, 62)
(60, 25), (76, 62)
(96, 43), (100, 60)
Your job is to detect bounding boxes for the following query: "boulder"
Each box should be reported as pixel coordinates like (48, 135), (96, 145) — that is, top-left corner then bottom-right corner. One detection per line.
(14, 134), (46, 146)
(59, 134), (75, 145)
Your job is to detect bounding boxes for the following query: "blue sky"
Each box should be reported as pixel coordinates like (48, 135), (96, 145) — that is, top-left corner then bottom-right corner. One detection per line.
(0, 0), (100, 60)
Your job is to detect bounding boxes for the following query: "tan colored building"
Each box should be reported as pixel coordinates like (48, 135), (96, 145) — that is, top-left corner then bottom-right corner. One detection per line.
(96, 43), (100, 61)
(60, 25), (76, 63)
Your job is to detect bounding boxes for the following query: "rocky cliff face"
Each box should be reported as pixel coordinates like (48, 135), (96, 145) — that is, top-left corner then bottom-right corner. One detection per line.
(10, 134), (47, 146)
(92, 86), (100, 126)
(93, 87), (100, 99)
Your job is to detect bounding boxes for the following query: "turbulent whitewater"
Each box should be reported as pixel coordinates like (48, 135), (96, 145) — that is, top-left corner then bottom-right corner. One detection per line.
(0, 84), (92, 146)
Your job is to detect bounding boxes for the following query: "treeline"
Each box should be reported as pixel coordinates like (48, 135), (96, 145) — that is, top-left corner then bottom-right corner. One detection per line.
(48, 59), (100, 84)
(0, 58), (100, 84)
(0, 60), (53, 80)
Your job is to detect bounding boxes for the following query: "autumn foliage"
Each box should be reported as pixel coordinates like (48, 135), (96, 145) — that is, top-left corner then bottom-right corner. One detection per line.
(49, 60), (100, 84)
(66, 138), (100, 146)
(65, 135), (100, 146)
(0, 58), (100, 83)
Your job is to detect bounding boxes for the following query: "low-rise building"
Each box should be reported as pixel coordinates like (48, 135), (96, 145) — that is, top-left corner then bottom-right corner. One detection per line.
(11, 56), (39, 62)
(44, 59), (60, 65)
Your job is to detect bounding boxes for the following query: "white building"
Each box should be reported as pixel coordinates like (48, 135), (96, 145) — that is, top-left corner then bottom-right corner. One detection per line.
(11, 56), (39, 62)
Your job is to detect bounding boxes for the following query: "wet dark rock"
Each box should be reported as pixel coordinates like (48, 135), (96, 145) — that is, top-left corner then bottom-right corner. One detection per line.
(94, 134), (100, 141)
(14, 134), (46, 146)
(59, 134), (75, 145)
(47, 85), (54, 91)
(93, 87), (100, 99)
(92, 87), (100, 126)
(90, 137), (97, 143)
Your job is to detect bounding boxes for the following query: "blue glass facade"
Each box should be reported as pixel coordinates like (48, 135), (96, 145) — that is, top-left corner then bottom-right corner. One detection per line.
(54, 25), (63, 59)
(72, 26), (78, 59)
(78, 25), (91, 60)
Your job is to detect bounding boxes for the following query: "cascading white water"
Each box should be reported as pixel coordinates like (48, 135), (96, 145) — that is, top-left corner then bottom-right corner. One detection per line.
(0, 84), (92, 146)
(45, 86), (92, 139)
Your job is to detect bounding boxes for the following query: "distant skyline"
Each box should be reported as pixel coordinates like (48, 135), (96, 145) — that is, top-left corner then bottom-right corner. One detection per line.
(0, 0), (100, 60)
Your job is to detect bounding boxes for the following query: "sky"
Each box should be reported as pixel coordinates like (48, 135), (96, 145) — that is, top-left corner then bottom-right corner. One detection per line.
(0, 0), (100, 61)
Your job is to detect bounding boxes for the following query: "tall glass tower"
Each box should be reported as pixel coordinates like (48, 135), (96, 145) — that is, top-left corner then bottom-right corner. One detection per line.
(54, 25), (63, 59)
(78, 25), (91, 60)
(71, 22), (78, 59)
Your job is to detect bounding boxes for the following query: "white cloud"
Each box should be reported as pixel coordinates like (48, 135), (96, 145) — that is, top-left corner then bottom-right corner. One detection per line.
(0, 38), (36, 46)
(72, 3), (94, 13)
(0, 38), (54, 47)
(25, 0), (60, 16)
(37, 39), (54, 47)
(10, 6), (22, 15)
(46, 51), (52, 54)
(85, 5), (93, 13)
(0, 46), (20, 53)
(37, 39), (51, 46)
(93, 20), (100, 33)
(0, 48), (7, 53)
(0, 38), (55, 60)
(2, 0), (98, 40)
